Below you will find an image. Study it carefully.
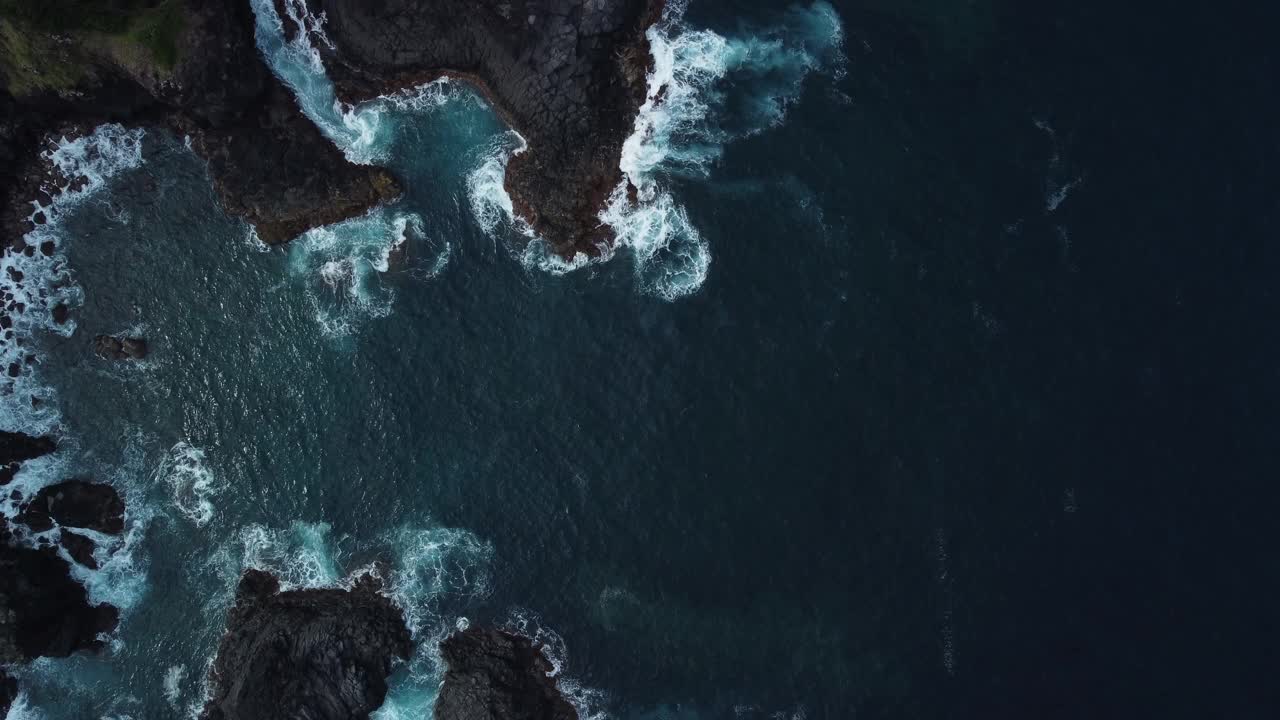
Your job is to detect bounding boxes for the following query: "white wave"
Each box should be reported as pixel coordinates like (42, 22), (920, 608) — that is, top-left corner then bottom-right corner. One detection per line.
(70, 431), (155, 615)
(163, 664), (187, 708)
(154, 442), (224, 526)
(287, 208), (444, 337)
(4, 690), (45, 720)
(0, 125), (145, 435)
(250, 0), (470, 166)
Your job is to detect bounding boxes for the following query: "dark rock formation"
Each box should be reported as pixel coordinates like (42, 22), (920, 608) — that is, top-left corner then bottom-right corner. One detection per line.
(1, 0), (398, 251)
(303, 0), (664, 255)
(59, 529), (98, 569)
(0, 430), (55, 466)
(200, 569), (412, 720)
(435, 626), (578, 720)
(17, 480), (125, 535)
(93, 334), (149, 361)
(0, 541), (118, 662)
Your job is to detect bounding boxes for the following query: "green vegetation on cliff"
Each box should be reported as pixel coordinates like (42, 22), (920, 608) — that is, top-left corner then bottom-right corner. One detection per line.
(0, 0), (185, 95)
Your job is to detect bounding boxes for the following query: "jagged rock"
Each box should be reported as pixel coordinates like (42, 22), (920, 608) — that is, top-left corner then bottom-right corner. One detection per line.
(0, 430), (55, 466)
(435, 626), (579, 720)
(0, 541), (118, 663)
(200, 569), (412, 720)
(17, 480), (125, 535)
(304, 0), (664, 256)
(59, 529), (98, 570)
(93, 334), (149, 361)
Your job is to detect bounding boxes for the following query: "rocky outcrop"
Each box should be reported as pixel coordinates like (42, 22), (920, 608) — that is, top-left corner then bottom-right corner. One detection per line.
(93, 334), (148, 361)
(16, 479), (125, 535)
(0, 0), (398, 252)
(303, 0), (664, 256)
(200, 569), (412, 720)
(0, 430), (55, 486)
(0, 541), (118, 663)
(0, 430), (55, 466)
(435, 626), (578, 720)
(59, 529), (98, 569)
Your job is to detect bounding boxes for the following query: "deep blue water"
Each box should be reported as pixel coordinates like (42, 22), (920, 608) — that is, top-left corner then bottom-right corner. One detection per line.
(3, 0), (1278, 718)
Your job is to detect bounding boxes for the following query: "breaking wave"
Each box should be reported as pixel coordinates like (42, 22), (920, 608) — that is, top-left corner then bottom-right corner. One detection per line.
(287, 208), (445, 337)
(154, 442), (223, 527)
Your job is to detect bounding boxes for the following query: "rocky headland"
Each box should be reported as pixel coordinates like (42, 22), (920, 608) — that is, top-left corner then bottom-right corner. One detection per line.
(199, 569), (412, 720)
(293, 0), (665, 255)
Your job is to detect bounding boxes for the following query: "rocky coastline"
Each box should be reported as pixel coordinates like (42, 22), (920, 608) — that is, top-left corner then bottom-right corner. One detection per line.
(0, 0), (398, 254)
(294, 0), (665, 255)
(0, 430), (126, 709)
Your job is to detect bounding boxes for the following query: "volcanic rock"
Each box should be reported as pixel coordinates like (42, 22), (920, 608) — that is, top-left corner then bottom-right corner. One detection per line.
(200, 569), (412, 720)
(17, 480), (125, 535)
(435, 626), (579, 720)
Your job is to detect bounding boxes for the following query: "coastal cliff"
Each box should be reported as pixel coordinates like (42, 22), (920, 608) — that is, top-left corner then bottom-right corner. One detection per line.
(298, 0), (664, 255)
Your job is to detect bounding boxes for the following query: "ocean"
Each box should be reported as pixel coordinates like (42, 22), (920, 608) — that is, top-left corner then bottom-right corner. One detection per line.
(3, 0), (1278, 718)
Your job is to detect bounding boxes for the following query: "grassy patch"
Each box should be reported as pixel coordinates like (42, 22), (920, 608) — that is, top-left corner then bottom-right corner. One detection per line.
(0, 19), (90, 94)
(0, 0), (185, 77)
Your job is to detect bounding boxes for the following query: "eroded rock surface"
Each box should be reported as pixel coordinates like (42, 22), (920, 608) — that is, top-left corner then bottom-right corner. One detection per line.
(200, 569), (412, 720)
(435, 625), (579, 720)
(304, 0), (664, 255)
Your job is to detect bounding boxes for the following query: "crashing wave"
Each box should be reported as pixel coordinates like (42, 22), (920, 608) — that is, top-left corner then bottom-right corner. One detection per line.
(467, 1), (844, 300)
(154, 442), (224, 527)
(287, 208), (444, 337)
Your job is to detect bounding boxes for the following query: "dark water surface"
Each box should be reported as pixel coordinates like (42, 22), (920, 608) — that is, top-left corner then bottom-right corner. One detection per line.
(5, 0), (1278, 718)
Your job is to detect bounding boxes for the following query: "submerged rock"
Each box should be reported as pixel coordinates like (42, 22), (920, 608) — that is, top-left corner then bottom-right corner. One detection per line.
(0, 542), (118, 662)
(200, 569), (412, 720)
(93, 334), (149, 361)
(0, 668), (15, 717)
(435, 626), (579, 720)
(17, 480), (125, 535)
